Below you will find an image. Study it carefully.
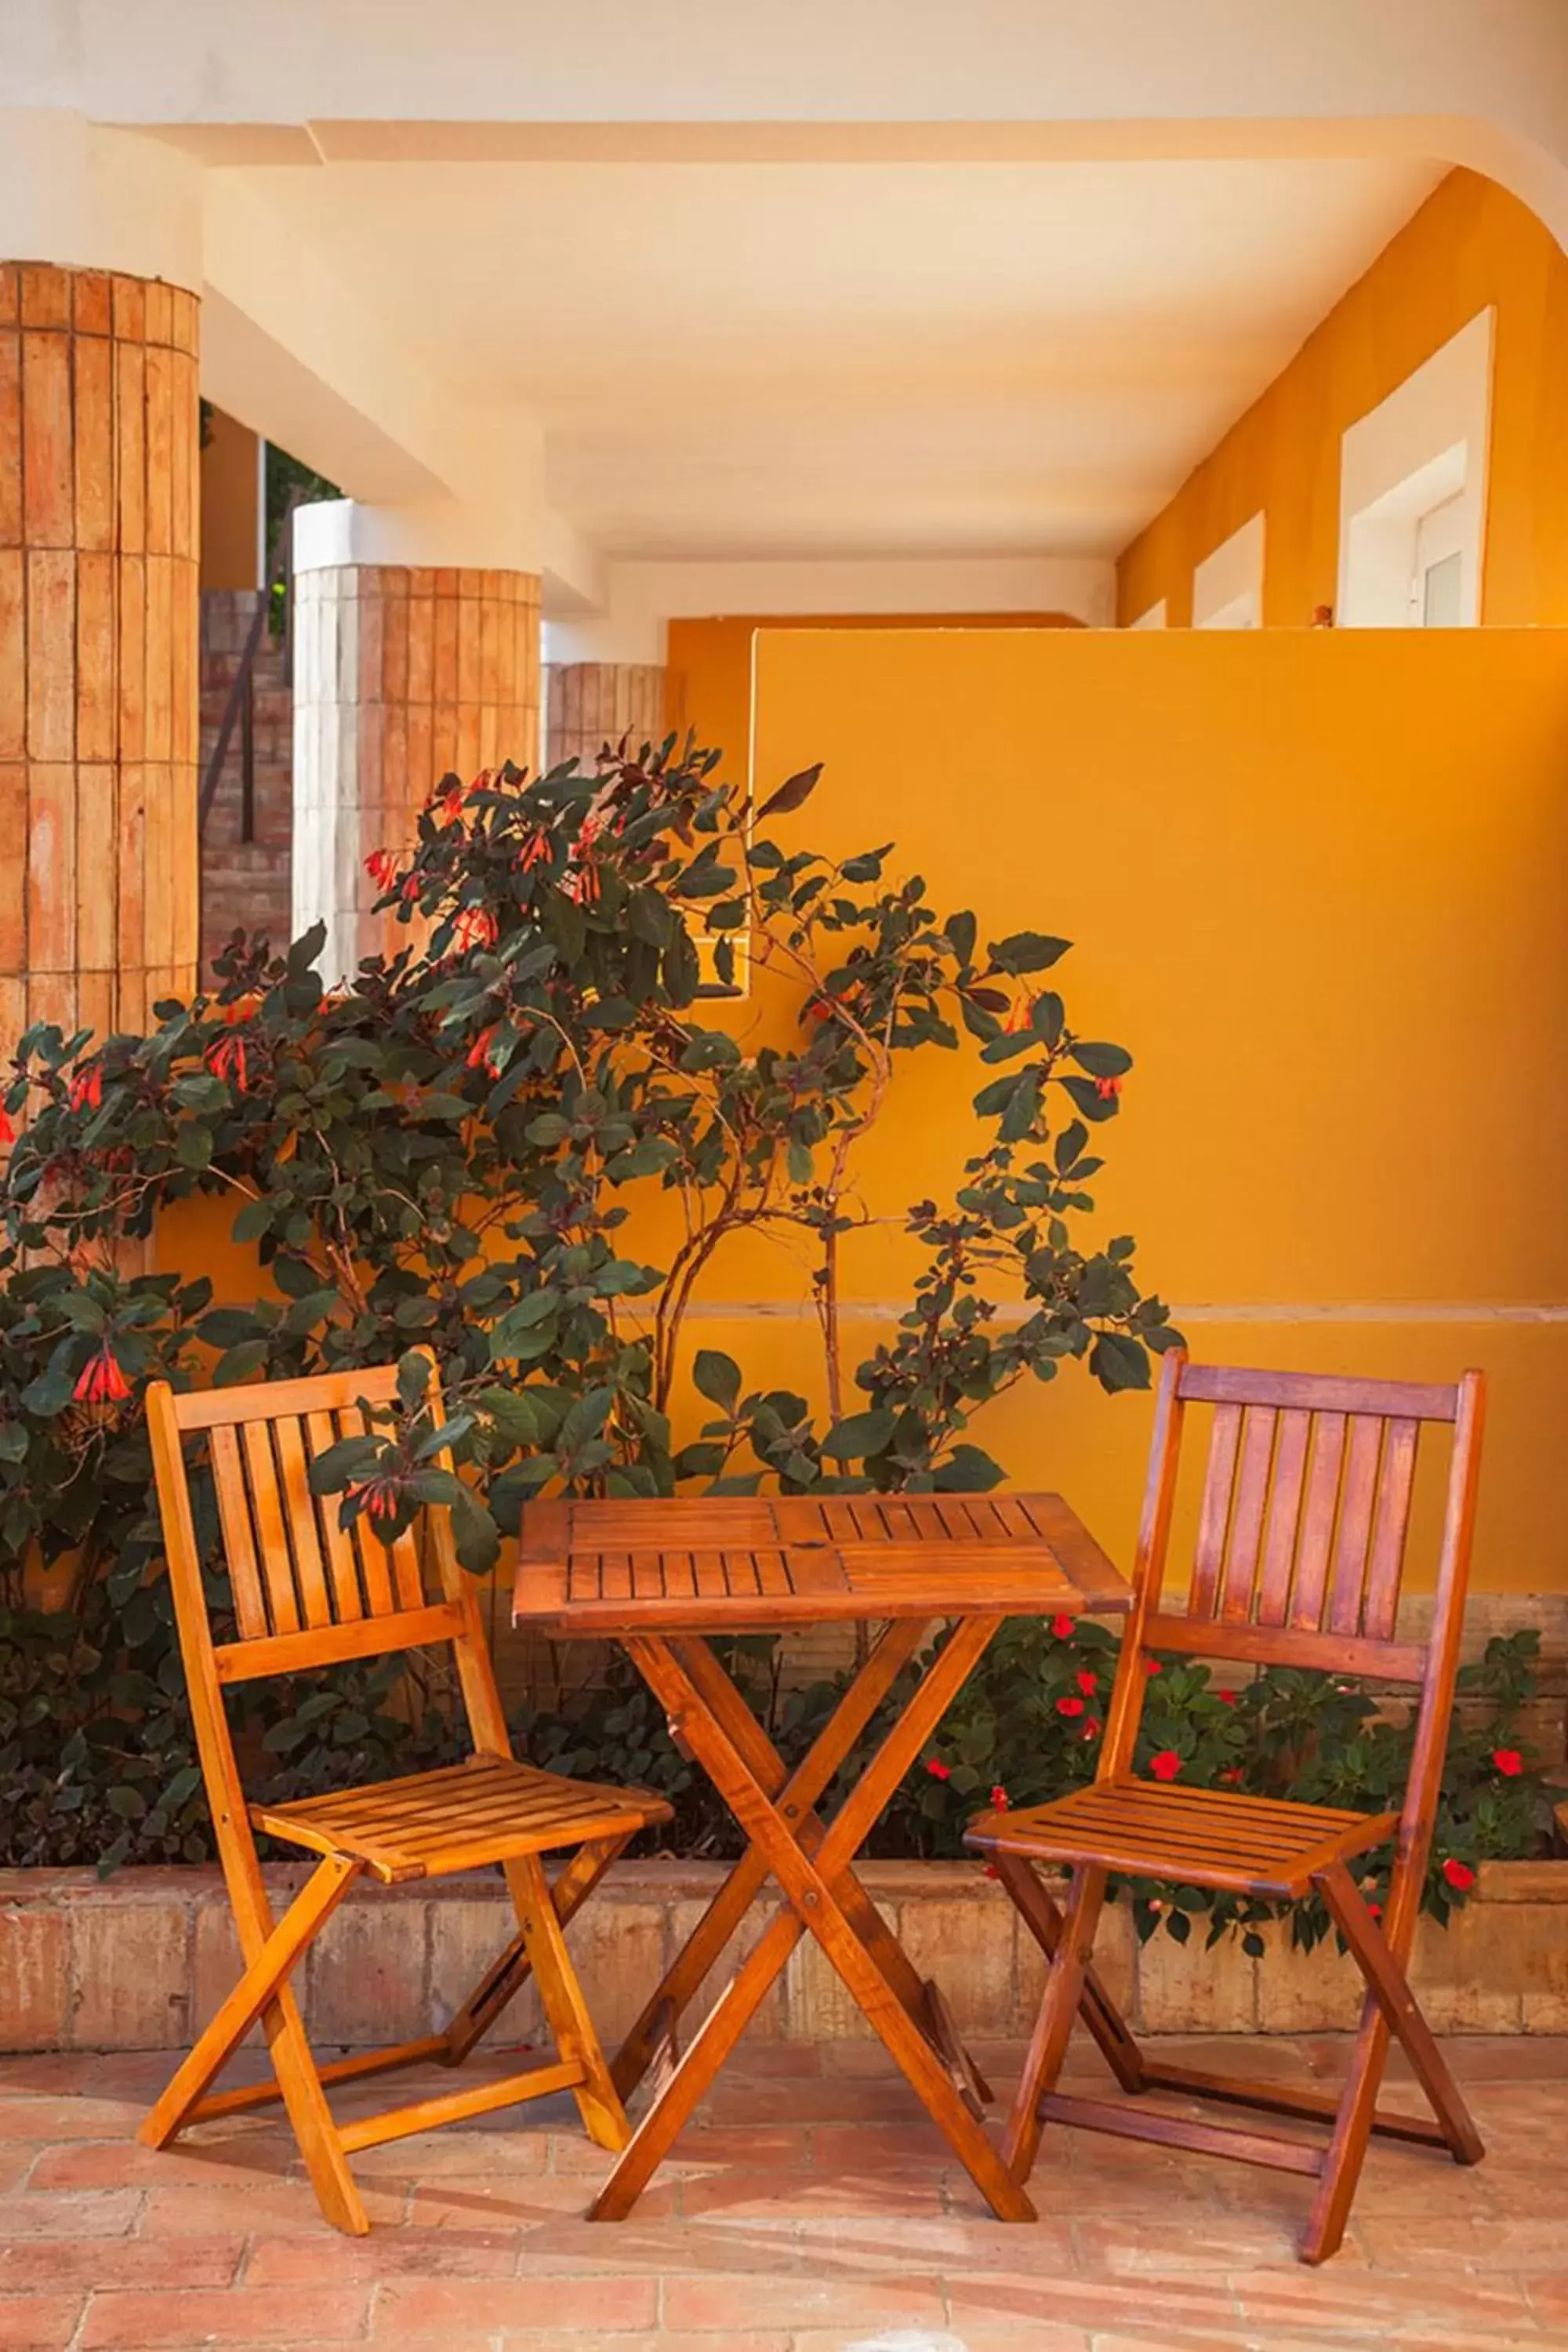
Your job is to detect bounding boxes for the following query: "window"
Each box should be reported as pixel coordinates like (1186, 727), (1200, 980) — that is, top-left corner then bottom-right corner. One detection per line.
(1338, 310), (1493, 629)
(1192, 513), (1264, 629)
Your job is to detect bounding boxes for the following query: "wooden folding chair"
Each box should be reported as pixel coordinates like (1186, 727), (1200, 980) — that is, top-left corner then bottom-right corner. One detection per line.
(140, 1364), (671, 2235)
(967, 1352), (1486, 2263)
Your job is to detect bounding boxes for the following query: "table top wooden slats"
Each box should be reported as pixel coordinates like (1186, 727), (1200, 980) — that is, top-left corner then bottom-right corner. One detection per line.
(514, 1491), (1131, 1632)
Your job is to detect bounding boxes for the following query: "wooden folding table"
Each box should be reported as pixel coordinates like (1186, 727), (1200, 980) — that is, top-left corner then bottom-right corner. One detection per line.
(512, 1490), (1133, 2222)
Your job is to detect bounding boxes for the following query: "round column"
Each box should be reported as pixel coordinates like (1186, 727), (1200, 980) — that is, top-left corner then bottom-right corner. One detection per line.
(292, 506), (542, 979)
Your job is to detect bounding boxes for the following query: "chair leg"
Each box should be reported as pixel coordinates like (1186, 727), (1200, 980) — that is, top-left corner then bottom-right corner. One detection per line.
(140, 1855), (361, 2150)
(443, 1836), (629, 2067)
(991, 1851), (1146, 2095)
(504, 1853), (630, 2154)
(1315, 1863), (1483, 2165)
(1001, 1864), (1108, 2183)
(160, 1855), (369, 2237)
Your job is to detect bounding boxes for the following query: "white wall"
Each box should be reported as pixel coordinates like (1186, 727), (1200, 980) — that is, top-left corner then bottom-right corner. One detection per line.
(543, 553), (1117, 664)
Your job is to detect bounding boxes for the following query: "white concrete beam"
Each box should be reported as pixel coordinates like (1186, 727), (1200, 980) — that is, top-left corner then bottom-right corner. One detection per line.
(7, 0), (1568, 249)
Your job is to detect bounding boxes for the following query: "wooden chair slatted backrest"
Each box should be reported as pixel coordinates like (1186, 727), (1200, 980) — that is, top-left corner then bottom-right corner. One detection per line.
(1156, 1363), (1470, 1669)
(147, 1363), (513, 1869)
(202, 1377), (426, 1642)
(1098, 1351), (1485, 1942)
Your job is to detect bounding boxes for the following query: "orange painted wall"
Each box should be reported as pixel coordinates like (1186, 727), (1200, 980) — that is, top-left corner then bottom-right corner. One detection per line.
(743, 624), (1568, 1595)
(667, 612), (1083, 786)
(1116, 169), (1568, 629)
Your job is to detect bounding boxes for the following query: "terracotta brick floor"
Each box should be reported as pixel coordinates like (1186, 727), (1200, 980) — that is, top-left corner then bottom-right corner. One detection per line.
(0, 2034), (1564, 2350)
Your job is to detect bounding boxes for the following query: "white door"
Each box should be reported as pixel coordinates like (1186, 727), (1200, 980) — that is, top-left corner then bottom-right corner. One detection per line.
(1412, 493), (1468, 626)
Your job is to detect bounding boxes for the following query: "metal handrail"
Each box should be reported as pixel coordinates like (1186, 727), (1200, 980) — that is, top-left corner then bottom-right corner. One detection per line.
(198, 487), (306, 840)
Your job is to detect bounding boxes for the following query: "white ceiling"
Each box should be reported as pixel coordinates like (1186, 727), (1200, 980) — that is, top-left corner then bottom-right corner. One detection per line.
(249, 154), (1443, 562)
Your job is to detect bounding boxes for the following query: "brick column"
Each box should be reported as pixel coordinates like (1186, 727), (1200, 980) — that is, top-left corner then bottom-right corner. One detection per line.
(292, 564), (540, 978)
(545, 661), (674, 770)
(0, 262), (200, 1046)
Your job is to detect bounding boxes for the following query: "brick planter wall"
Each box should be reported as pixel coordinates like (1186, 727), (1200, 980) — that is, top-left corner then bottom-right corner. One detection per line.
(3, 1857), (1564, 2056)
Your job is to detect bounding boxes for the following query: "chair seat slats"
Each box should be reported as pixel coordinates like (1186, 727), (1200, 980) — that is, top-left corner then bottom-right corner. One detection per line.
(252, 1757), (667, 1883)
(971, 1780), (1398, 1894)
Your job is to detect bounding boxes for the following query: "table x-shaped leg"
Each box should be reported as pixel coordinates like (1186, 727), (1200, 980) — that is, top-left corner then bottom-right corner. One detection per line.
(590, 1614), (1035, 2223)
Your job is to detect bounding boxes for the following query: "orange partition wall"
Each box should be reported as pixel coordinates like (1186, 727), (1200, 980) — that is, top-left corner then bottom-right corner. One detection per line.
(735, 624), (1568, 1594)
(666, 612), (1083, 793)
(1116, 169), (1568, 629)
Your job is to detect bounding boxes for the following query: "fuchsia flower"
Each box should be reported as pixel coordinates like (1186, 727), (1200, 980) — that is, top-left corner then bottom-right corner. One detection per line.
(364, 848), (400, 889)
(1076, 1668), (1098, 1697)
(1492, 1748), (1523, 1778)
(1094, 1076), (1122, 1102)
(924, 1756), (950, 1781)
(74, 1341), (129, 1405)
(1218, 1689), (1236, 1707)
(1051, 1614), (1075, 1640)
(1442, 1857), (1476, 1893)
(1056, 1695), (1084, 1719)
(450, 906), (498, 953)
(0, 1105), (13, 1145)
(1149, 1749), (1181, 1781)
(68, 1063), (103, 1114)
(1081, 1718), (1102, 1742)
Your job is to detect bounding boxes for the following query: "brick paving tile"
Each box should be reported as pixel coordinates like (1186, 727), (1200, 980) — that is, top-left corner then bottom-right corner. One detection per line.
(136, 2177), (407, 2234)
(0, 2187), (141, 2238)
(0, 2235), (245, 2289)
(663, 2271), (947, 2332)
(78, 2285), (372, 2347)
(0, 2293), (85, 2350)
(241, 2223), (521, 2284)
(371, 2273), (659, 2335)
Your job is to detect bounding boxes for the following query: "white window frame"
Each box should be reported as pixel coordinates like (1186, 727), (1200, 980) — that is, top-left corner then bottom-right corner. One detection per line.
(1192, 512), (1264, 629)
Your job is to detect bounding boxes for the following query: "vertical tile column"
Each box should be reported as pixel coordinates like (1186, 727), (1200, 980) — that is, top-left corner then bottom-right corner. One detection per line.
(293, 564), (540, 978)
(545, 661), (675, 770)
(0, 262), (200, 1047)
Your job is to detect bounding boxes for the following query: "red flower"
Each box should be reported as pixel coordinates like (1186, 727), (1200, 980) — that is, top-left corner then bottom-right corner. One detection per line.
(1082, 1718), (1102, 1741)
(989, 1784), (1010, 1810)
(437, 784), (466, 826)
(364, 848), (400, 890)
(1149, 1749), (1181, 1781)
(1076, 1668), (1098, 1697)
(67, 1063), (103, 1114)
(400, 874), (421, 903)
(982, 1861), (1000, 1880)
(1051, 1613), (1075, 1640)
(1441, 1857), (1475, 1893)
(1367, 1900), (1382, 1922)
(1004, 994), (1033, 1034)
(0, 1106), (13, 1145)
(565, 859), (601, 905)
(205, 1033), (249, 1091)
(466, 1025), (506, 1077)
(1055, 1695), (1084, 1719)
(450, 906), (499, 953)
(518, 826), (553, 872)
(1492, 1748), (1523, 1778)
(1145, 1657), (1162, 1675)
(1219, 1766), (1243, 1784)
(349, 1475), (404, 1523)
(1218, 1689), (1236, 1707)
(73, 1340), (130, 1406)
(924, 1755), (950, 1781)
(1094, 1075), (1122, 1102)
